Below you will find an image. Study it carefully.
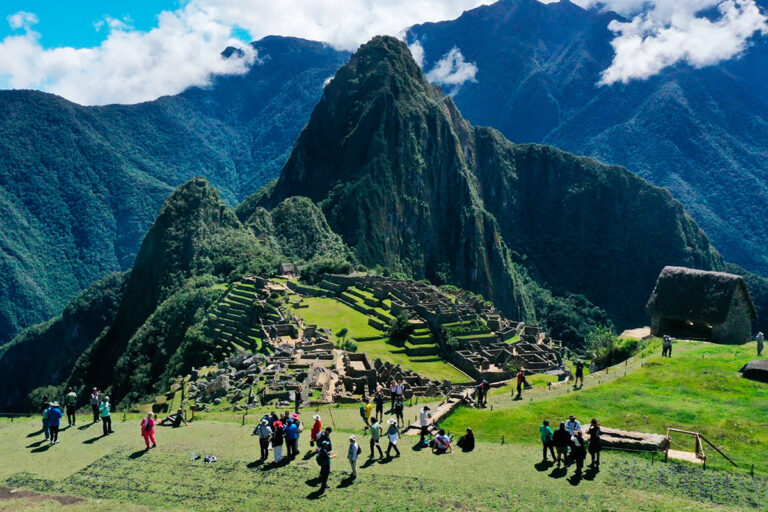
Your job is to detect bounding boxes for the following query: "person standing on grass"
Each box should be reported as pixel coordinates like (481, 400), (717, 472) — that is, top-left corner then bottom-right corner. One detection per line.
(364, 398), (374, 429)
(374, 391), (385, 422)
(310, 414), (322, 448)
(295, 385), (302, 413)
(756, 332), (764, 356)
(369, 418), (384, 459)
(99, 396), (113, 436)
(271, 420), (284, 463)
(48, 402), (63, 445)
(389, 380), (397, 408)
(539, 420), (555, 462)
(385, 418), (401, 458)
(587, 418), (602, 467)
(419, 406), (432, 445)
(553, 422), (570, 466)
(316, 432), (334, 491)
(347, 435), (360, 478)
(285, 418), (299, 459)
(140, 413), (157, 450)
(90, 388), (101, 423)
(65, 387), (77, 427)
(516, 369), (525, 399)
(41, 401), (50, 441)
(574, 362), (584, 388)
(359, 401), (369, 430)
(394, 397), (405, 427)
(254, 418), (272, 461)
(571, 430), (587, 474)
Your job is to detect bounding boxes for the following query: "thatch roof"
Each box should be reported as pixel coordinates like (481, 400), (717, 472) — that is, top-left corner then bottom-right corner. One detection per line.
(646, 266), (756, 324)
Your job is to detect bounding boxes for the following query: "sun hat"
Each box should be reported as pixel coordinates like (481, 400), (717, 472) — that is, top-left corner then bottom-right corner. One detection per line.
(261, 418), (268, 425)
(387, 418), (396, 424)
(313, 414), (321, 420)
(349, 435), (356, 441)
(273, 420), (283, 428)
(291, 413), (299, 419)
(50, 401), (59, 407)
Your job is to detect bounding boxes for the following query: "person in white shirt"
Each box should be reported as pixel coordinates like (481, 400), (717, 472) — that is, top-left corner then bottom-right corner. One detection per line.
(347, 435), (360, 478)
(565, 415), (581, 435)
(419, 406), (432, 444)
(432, 429), (453, 454)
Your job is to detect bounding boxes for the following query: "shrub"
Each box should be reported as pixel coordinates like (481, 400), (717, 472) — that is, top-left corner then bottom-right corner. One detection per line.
(388, 314), (413, 347)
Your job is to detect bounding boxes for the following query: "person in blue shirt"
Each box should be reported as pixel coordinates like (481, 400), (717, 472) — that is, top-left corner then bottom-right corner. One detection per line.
(539, 419), (555, 462)
(285, 419), (299, 459)
(47, 402), (63, 445)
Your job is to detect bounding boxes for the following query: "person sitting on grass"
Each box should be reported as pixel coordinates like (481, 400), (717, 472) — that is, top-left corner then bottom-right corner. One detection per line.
(432, 429), (453, 454)
(456, 428), (475, 452)
(160, 408), (188, 428)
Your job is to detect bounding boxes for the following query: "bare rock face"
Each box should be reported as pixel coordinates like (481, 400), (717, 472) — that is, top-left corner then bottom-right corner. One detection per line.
(740, 360), (768, 383)
(205, 374), (231, 398)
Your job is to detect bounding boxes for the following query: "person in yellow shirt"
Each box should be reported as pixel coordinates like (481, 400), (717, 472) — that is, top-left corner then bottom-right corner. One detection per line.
(364, 398), (374, 431)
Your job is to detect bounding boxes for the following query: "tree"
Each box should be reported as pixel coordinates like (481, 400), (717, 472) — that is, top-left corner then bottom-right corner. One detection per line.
(388, 315), (413, 347)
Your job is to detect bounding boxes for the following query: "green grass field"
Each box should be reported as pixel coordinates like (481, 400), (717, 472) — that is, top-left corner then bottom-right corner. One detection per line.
(293, 297), (469, 382)
(441, 340), (768, 475)
(1, 415), (765, 511)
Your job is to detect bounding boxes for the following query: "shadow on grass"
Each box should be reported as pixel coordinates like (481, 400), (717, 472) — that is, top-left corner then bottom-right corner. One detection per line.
(82, 436), (104, 445)
(568, 471), (583, 486)
(303, 451), (317, 461)
(30, 444), (52, 453)
(534, 460), (554, 472)
(260, 459), (289, 471)
(78, 423), (96, 431)
(360, 458), (379, 469)
(306, 488), (326, 500)
(246, 459), (264, 469)
(548, 467), (567, 479)
(129, 449), (148, 459)
(583, 465), (600, 481)
(337, 474), (356, 488)
(26, 440), (46, 448)
(305, 477), (322, 487)
(26, 429), (43, 438)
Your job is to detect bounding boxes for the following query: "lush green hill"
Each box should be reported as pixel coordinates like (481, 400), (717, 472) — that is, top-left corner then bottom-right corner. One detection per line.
(406, 0), (768, 275)
(0, 36), (348, 345)
(259, 36), (726, 332)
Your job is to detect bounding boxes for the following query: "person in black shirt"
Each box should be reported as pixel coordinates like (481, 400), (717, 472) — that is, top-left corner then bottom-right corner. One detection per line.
(552, 422), (570, 466)
(456, 427), (475, 452)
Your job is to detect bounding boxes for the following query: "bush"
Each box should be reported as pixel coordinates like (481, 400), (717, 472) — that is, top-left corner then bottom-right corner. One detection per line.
(388, 314), (413, 347)
(586, 326), (642, 370)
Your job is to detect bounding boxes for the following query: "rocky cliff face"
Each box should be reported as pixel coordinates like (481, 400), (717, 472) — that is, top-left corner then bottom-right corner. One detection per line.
(263, 36), (723, 328)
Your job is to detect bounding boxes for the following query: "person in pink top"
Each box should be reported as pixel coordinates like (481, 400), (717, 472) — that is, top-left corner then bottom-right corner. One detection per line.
(140, 413), (157, 450)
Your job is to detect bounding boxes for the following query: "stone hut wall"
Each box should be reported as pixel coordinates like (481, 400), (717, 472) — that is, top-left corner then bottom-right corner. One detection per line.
(713, 290), (753, 343)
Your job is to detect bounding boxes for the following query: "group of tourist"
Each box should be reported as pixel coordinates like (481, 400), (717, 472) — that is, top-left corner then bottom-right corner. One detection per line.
(252, 410), (305, 463)
(539, 415), (601, 474)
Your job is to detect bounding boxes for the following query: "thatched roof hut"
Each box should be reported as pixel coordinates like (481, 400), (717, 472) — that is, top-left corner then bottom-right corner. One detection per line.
(646, 266), (756, 343)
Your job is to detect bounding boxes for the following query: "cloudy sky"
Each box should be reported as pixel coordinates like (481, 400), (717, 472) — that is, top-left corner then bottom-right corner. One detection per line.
(0, 0), (766, 105)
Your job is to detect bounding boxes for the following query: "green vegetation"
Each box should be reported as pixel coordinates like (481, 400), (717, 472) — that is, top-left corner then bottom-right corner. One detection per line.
(440, 341), (768, 474)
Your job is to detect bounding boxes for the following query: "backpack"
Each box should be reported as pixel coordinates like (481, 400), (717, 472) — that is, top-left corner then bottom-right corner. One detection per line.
(144, 420), (152, 432)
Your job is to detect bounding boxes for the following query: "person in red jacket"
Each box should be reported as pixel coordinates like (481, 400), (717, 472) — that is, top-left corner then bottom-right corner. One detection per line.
(140, 413), (157, 450)
(310, 414), (322, 448)
(516, 369), (525, 399)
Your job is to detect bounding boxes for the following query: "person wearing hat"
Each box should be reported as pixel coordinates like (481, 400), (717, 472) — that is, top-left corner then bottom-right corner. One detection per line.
(99, 396), (113, 436)
(347, 435), (361, 478)
(369, 418), (384, 459)
(47, 402), (63, 445)
(271, 420), (284, 463)
(418, 406), (432, 444)
(456, 427), (475, 452)
(310, 415), (322, 448)
(385, 418), (401, 458)
(90, 388), (101, 423)
(254, 417), (272, 461)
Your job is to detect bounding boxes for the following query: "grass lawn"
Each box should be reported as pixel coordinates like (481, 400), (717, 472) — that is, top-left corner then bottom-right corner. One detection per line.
(292, 297), (469, 382)
(440, 341), (768, 475)
(1, 417), (765, 511)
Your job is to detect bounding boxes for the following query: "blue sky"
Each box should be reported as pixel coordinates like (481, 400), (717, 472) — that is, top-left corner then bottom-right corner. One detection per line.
(0, 1), (182, 48)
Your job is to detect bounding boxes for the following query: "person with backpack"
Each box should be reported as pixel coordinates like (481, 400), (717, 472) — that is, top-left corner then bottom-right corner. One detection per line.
(90, 388), (101, 423)
(140, 413), (157, 449)
(347, 435), (361, 478)
(385, 418), (401, 458)
(310, 414), (322, 448)
(374, 391), (385, 422)
(419, 406), (432, 444)
(552, 422), (570, 466)
(41, 401), (51, 441)
(315, 431), (334, 491)
(394, 397), (404, 426)
(587, 418), (602, 468)
(253, 418), (272, 461)
(47, 402), (63, 445)
(271, 420), (284, 463)
(539, 419), (555, 462)
(64, 387), (77, 427)
(369, 418), (384, 459)
(99, 396), (113, 436)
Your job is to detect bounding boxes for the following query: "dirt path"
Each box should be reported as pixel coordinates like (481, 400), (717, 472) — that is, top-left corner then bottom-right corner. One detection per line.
(0, 487), (83, 505)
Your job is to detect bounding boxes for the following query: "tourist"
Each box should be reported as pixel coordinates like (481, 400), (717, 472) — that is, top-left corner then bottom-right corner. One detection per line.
(269, 411), (279, 429)
(99, 396), (113, 436)
(64, 387), (77, 427)
(374, 391), (385, 422)
(160, 408), (188, 428)
(587, 418), (602, 467)
(389, 380), (397, 408)
(552, 422), (570, 466)
(394, 380), (405, 401)
(364, 398), (374, 429)
(385, 418), (401, 457)
(456, 427), (475, 452)
(516, 369), (525, 399)
(140, 413), (157, 450)
(285, 418), (299, 458)
(271, 420), (284, 463)
(254, 418), (272, 460)
(295, 385), (302, 413)
(574, 362), (584, 388)
(310, 414), (322, 448)
(359, 401), (369, 429)
(347, 435), (360, 478)
(571, 430), (587, 474)
(756, 332), (764, 356)
(292, 413), (302, 452)
(48, 402), (63, 445)
(41, 401), (50, 441)
(418, 405), (432, 444)
(432, 429), (453, 454)
(475, 380), (485, 407)
(90, 387), (101, 423)
(565, 415), (581, 436)
(315, 431), (334, 491)
(369, 418), (384, 459)
(394, 398), (405, 426)
(539, 419), (555, 462)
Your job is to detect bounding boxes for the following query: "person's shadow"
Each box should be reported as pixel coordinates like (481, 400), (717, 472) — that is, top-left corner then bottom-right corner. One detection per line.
(337, 474), (356, 488)
(26, 430), (43, 438)
(306, 488), (326, 500)
(82, 436), (104, 445)
(30, 444), (52, 453)
(568, 471), (583, 486)
(583, 465), (600, 481)
(246, 459), (264, 469)
(26, 440), (46, 448)
(360, 458), (377, 469)
(78, 423), (94, 431)
(534, 460), (553, 472)
(548, 466), (567, 479)
(128, 449), (148, 459)
(302, 451), (316, 461)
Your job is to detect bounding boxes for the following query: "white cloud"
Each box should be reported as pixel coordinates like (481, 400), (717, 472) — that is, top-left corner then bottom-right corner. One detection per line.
(0, 0), (493, 105)
(408, 40), (425, 68)
(424, 47), (478, 94)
